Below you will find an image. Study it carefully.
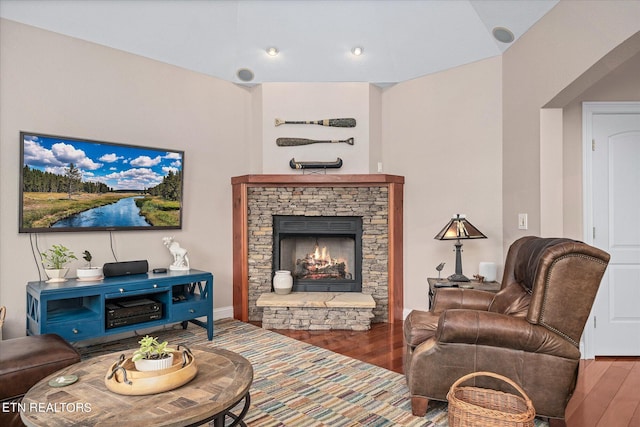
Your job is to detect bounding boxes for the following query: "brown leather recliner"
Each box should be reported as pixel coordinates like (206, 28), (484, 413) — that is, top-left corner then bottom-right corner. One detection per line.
(404, 236), (610, 424)
(0, 334), (81, 427)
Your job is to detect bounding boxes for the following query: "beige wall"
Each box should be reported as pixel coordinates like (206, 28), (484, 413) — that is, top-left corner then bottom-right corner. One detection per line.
(540, 108), (564, 237)
(382, 57), (504, 313)
(0, 19), (250, 338)
(260, 83), (374, 174)
(502, 1), (640, 248)
(248, 84), (264, 174)
(368, 85), (383, 174)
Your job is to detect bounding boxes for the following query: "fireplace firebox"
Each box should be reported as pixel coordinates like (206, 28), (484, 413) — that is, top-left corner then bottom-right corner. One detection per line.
(273, 216), (362, 292)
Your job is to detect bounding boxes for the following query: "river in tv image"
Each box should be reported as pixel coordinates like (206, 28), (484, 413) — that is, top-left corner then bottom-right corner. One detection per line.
(52, 196), (151, 228)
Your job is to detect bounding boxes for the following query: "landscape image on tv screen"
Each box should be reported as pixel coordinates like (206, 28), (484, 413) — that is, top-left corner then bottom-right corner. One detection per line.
(19, 132), (184, 233)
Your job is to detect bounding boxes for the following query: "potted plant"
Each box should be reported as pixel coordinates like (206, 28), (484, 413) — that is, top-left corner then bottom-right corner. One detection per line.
(131, 335), (175, 371)
(41, 244), (77, 283)
(76, 250), (103, 281)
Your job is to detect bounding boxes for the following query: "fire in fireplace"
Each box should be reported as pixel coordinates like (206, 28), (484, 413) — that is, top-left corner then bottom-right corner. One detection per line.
(292, 237), (353, 280)
(273, 216), (362, 292)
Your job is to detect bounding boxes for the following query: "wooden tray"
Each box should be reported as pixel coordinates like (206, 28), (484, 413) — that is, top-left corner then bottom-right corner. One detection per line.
(104, 347), (197, 395)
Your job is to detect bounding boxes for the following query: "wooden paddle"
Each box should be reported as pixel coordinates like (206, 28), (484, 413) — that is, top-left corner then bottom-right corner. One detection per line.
(276, 137), (354, 146)
(274, 118), (356, 128)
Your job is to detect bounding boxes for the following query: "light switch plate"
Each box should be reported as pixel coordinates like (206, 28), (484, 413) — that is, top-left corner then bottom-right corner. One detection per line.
(518, 213), (528, 230)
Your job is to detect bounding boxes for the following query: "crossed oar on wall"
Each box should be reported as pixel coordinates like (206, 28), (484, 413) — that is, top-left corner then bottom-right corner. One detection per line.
(275, 117), (356, 146)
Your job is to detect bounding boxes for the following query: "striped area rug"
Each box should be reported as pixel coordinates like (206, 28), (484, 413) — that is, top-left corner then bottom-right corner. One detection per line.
(79, 319), (548, 427)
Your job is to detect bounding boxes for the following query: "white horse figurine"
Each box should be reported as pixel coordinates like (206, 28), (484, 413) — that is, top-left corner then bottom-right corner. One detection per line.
(162, 237), (190, 270)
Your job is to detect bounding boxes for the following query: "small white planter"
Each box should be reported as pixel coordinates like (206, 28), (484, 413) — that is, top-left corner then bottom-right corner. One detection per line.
(45, 268), (69, 283)
(134, 353), (174, 372)
(76, 267), (103, 281)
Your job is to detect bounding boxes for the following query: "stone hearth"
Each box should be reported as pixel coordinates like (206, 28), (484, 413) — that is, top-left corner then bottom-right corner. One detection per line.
(232, 174), (404, 324)
(256, 292), (376, 331)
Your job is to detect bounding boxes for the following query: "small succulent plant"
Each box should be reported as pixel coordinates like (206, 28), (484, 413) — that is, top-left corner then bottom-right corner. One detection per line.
(132, 335), (175, 361)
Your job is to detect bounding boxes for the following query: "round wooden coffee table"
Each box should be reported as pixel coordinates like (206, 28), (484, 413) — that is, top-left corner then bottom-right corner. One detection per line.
(20, 347), (253, 427)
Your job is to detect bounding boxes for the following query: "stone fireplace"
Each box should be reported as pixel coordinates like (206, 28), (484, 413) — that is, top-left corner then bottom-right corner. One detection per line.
(232, 174), (404, 324)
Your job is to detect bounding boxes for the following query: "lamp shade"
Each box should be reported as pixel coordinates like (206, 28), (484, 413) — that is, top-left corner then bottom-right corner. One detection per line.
(434, 214), (486, 241)
(434, 214), (486, 282)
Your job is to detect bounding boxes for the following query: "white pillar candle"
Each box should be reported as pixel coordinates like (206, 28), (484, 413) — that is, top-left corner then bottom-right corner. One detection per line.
(479, 262), (497, 282)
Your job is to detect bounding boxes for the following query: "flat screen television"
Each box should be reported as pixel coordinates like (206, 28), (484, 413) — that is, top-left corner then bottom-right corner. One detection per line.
(19, 132), (184, 233)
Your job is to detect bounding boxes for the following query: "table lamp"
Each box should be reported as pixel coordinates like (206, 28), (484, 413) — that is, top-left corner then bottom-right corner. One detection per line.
(434, 214), (486, 282)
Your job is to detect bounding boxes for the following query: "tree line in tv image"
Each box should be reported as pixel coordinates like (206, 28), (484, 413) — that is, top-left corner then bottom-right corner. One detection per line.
(20, 133), (183, 231)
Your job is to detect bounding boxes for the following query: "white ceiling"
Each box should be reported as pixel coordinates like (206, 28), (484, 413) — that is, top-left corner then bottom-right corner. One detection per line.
(0, 0), (558, 85)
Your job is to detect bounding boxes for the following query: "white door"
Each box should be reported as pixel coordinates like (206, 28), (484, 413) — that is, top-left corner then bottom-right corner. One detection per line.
(588, 105), (640, 356)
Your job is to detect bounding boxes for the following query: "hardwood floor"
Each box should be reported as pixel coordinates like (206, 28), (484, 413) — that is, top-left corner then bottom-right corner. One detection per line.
(256, 322), (640, 427)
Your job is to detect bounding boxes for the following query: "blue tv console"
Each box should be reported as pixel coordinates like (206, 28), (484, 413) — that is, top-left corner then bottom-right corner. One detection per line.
(26, 269), (214, 342)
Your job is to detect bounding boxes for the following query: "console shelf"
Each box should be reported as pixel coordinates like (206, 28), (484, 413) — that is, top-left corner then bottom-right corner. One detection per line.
(26, 269), (214, 342)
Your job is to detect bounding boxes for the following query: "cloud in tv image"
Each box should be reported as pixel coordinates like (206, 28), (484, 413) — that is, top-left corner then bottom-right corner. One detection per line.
(20, 132), (184, 232)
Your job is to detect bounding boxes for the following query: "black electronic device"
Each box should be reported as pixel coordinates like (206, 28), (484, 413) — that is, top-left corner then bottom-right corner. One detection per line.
(103, 260), (149, 277)
(106, 312), (163, 329)
(105, 298), (163, 329)
(172, 294), (187, 303)
(153, 268), (167, 274)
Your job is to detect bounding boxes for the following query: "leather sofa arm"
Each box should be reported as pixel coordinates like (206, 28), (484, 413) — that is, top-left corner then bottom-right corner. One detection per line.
(436, 309), (580, 359)
(431, 288), (495, 313)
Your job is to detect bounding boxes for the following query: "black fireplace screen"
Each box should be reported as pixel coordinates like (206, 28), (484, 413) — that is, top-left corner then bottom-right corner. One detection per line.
(273, 216), (362, 292)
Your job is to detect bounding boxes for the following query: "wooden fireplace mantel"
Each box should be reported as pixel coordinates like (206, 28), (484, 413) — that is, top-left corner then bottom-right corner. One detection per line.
(232, 174), (404, 323)
(231, 174), (405, 186)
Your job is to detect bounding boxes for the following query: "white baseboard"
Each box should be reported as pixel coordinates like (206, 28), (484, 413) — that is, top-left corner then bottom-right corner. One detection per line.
(214, 305), (234, 321)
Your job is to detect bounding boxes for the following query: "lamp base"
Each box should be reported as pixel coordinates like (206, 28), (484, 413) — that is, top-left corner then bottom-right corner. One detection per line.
(447, 273), (470, 282)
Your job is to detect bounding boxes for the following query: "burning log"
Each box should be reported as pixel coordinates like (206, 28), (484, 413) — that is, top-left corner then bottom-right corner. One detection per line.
(294, 259), (347, 279)
(293, 241), (350, 280)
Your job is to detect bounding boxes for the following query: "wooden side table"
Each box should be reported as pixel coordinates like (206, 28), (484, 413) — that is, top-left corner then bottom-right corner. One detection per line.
(427, 278), (501, 309)
(20, 347), (253, 427)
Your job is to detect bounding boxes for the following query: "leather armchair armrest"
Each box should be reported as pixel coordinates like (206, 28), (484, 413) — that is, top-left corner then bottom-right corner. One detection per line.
(431, 289), (495, 313)
(436, 309), (580, 359)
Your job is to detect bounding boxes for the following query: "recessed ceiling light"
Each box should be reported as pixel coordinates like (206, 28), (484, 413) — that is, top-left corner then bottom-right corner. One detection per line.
(266, 47), (279, 56)
(236, 68), (254, 82)
(492, 27), (515, 44)
(351, 46), (364, 56)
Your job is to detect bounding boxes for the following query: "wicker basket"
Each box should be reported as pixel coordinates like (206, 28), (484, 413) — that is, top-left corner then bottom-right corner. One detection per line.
(447, 371), (536, 427)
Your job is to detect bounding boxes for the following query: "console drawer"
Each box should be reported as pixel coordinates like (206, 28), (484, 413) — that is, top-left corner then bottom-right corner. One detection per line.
(172, 302), (209, 321)
(46, 319), (103, 341)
